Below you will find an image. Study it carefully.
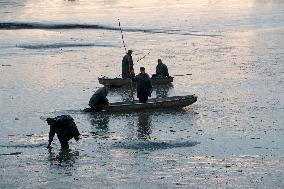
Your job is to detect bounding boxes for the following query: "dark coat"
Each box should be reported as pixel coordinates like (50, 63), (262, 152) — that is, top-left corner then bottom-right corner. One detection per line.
(89, 87), (109, 112)
(48, 115), (80, 148)
(156, 63), (169, 77)
(133, 73), (152, 102)
(122, 53), (134, 79)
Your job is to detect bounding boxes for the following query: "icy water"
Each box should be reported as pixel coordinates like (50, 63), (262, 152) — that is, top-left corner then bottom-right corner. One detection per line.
(0, 0), (284, 188)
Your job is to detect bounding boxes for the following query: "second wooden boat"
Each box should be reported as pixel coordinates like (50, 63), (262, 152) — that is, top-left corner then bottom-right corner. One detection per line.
(98, 76), (174, 87)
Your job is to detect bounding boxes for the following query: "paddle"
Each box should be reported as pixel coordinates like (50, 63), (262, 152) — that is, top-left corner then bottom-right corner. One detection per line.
(172, 74), (192, 76)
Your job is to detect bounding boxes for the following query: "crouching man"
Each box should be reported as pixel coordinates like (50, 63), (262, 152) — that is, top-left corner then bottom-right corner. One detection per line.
(46, 115), (80, 149)
(89, 86), (110, 112)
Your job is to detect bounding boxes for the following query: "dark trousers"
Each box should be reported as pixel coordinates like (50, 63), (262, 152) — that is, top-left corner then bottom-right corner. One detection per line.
(59, 139), (69, 149)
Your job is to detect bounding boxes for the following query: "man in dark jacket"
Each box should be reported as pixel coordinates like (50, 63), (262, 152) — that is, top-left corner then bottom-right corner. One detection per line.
(89, 86), (110, 112)
(132, 67), (152, 103)
(153, 59), (169, 77)
(46, 115), (80, 149)
(122, 49), (134, 79)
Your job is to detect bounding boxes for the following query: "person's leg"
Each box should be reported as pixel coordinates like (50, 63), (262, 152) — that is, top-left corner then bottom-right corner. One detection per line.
(144, 96), (148, 103)
(60, 139), (69, 149)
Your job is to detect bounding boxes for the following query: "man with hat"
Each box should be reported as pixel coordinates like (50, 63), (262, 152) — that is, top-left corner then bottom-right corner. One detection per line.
(122, 49), (134, 79)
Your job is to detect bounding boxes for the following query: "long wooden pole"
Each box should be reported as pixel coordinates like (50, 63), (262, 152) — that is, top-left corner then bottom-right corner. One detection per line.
(118, 19), (127, 53)
(136, 51), (150, 63)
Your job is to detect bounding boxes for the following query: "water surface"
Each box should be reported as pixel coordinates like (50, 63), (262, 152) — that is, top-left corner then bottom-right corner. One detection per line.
(0, 0), (283, 188)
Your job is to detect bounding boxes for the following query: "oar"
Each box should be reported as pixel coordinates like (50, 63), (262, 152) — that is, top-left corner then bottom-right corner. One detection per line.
(172, 74), (192, 76)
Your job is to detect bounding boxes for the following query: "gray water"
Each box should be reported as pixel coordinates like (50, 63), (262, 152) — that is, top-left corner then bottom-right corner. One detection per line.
(0, 0), (284, 188)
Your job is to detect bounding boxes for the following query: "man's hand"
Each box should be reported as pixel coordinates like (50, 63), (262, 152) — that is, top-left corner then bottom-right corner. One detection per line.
(74, 136), (80, 142)
(106, 102), (111, 110)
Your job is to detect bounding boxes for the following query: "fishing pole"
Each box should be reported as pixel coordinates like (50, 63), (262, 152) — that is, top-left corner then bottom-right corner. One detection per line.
(118, 19), (127, 53)
(136, 51), (150, 63)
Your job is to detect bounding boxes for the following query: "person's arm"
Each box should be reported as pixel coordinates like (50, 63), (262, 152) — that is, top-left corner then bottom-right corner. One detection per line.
(47, 125), (55, 148)
(73, 127), (80, 142)
(68, 121), (80, 141)
(147, 75), (153, 96)
(156, 65), (159, 74)
(164, 65), (169, 77)
(129, 55), (134, 68)
(102, 91), (109, 105)
(122, 55), (127, 65)
(74, 135), (80, 141)
(132, 75), (138, 82)
(156, 65), (164, 75)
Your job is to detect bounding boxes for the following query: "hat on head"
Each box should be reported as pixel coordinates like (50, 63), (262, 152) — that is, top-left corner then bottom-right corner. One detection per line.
(128, 49), (133, 53)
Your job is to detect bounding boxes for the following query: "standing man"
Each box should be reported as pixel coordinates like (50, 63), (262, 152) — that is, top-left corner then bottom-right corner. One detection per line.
(132, 67), (152, 103)
(122, 49), (134, 79)
(89, 86), (110, 112)
(153, 59), (169, 77)
(46, 115), (80, 149)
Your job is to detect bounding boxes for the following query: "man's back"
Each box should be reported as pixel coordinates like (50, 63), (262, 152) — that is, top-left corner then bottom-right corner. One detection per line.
(47, 115), (80, 148)
(156, 63), (169, 77)
(89, 87), (109, 111)
(54, 115), (79, 139)
(134, 73), (152, 98)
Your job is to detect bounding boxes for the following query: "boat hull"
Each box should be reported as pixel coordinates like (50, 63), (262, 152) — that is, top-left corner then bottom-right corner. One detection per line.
(100, 95), (197, 112)
(98, 77), (174, 87)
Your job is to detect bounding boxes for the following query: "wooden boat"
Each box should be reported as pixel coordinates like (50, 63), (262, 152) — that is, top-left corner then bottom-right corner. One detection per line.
(98, 76), (174, 87)
(85, 95), (197, 113)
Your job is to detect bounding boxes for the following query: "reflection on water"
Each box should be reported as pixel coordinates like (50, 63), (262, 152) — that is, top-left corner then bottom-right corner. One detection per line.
(84, 108), (196, 142)
(48, 148), (79, 167)
(108, 84), (173, 102)
(154, 84), (172, 98)
(137, 113), (152, 140)
(109, 86), (135, 102)
(89, 113), (110, 138)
